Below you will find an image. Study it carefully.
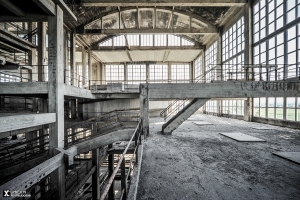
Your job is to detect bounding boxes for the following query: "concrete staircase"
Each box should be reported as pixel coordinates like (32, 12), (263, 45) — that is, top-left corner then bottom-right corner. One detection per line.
(162, 98), (209, 134)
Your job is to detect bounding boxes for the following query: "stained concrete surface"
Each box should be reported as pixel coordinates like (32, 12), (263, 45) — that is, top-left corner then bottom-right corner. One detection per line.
(137, 114), (300, 200)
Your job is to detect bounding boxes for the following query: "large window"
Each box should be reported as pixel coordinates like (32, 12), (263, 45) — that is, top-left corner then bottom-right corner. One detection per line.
(127, 64), (146, 84)
(171, 64), (190, 83)
(194, 55), (203, 81)
(206, 100), (218, 113)
(222, 99), (244, 116)
(99, 34), (194, 47)
(149, 64), (168, 83)
(105, 64), (124, 83)
(253, 0), (300, 80)
(205, 41), (217, 82)
(222, 17), (245, 81)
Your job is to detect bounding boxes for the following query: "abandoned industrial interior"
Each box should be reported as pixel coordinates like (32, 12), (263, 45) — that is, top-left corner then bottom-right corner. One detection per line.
(0, 0), (300, 199)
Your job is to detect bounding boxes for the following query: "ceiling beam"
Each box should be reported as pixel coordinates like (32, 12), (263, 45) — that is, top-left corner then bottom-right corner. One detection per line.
(90, 45), (204, 51)
(79, 28), (217, 35)
(0, 14), (49, 22)
(53, 0), (77, 21)
(79, 0), (246, 7)
(0, 0), (25, 17)
(32, 0), (56, 15)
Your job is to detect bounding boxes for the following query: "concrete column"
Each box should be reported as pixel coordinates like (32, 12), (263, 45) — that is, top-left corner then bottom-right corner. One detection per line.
(38, 22), (46, 82)
(70, 32), (76, 86)
(190, 61), (194, 83)
(82, 48), (87, 86)
(101, 63), (105, 84)
(124, 63), (128, 84)
(92, 148), (100, 200)
(140, 84), (149, 135)
(88, 49), (92, 87)
(168, 62), (171, 83)
(108, 144), (114, 200)
(217, 29), (223, 81)
(243, 0), (253, 121)
(70, 99), (76, 119)
(48, 5), (65, 200)
(146, 62), (150, 83)
(121, 158), (127, 200)
(97, 62), (101, 84)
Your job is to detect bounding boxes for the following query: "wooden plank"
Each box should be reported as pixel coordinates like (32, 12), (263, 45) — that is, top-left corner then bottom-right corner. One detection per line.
(0, 153), (64, 199)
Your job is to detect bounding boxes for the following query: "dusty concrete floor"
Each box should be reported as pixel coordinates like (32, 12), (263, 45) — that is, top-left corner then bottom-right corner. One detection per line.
(137, 114), (300, 200)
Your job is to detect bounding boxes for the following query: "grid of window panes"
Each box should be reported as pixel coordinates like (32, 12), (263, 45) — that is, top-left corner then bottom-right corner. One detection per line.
(205, 41), (217, 82)
(0, 72), (21, 82)
(253, 97), (288, 120)
(141, 34), (153, 46)
(105, 64), (124, 83)
(253, 0), (285, 43)
(149, 64), (168, 83)
(171, 64), (190, 83)
(154, 35), (167, 46)
(127, 35), (140, 46)
(98, 34), (194, 47)
(127, 64), (146, 84)
(253, 0), (300, 43)
(222, 100), (244, 116)
(194, 55), (203, 81)
(113, 35), (126, 46)
(222, 17), (245, 61)
(205, 100), (218, 113)
(252, 1), (300, 123)
(223, 54), (244, 80)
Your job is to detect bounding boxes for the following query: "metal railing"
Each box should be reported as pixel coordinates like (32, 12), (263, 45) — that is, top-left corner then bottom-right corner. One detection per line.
(99, 119), (143, 200)
(64, 110), (140, 148)
(0, 133), (49, 169)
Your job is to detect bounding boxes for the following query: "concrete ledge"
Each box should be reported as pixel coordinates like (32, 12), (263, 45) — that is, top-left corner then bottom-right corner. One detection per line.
(127, 135), (144, 200)
(0, 82), (48, 95)
(63, 84), (95, 99)
(0, 113), (56, 133)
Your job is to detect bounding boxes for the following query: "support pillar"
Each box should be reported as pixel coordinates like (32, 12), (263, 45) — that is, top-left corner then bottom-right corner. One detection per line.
(88, 49), (92, 88)
(37, 22), (46, 82)
(108, 144), (114, 200)
(48, 5), (65, 200)
(139, 84), (149, 136)
(92, 148), (100, 200)
(70, 99), (76, 119)
(244, 0), (254, 121)
(70, 32), (76, 86)
(121, 158), (127, 200)
(82, 48), (87, 86)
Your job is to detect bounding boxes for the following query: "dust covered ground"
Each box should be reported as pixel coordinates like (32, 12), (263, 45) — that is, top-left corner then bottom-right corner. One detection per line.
(136, 114), (300, 200)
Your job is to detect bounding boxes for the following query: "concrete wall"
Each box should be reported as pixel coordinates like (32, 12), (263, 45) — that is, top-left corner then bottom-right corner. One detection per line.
(83, 99), (169, 119)
(253, 117), (300, 130)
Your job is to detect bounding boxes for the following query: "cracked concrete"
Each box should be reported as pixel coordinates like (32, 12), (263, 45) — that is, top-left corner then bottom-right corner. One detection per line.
(137, 114), (300, 200)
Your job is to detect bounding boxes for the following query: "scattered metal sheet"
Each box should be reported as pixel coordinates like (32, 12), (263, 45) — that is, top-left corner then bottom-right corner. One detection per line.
(192, 121), (213, 125)
(252, 126), (274, 130)
(273, 152), (300, 165)
(219, 132), (266, 142)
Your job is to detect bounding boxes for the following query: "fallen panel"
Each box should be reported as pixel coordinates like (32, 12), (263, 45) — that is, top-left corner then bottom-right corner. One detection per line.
(193, 121), (213, 125)
(252, 126), (274, 130)
(273, 152), (300, 165)
(220, 132), (266, 142)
